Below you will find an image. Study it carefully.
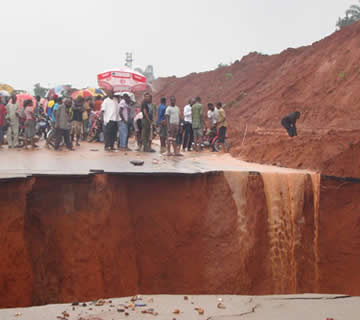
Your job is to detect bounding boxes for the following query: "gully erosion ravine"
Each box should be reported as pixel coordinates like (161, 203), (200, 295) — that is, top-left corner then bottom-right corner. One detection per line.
(1, 163), (360, 309)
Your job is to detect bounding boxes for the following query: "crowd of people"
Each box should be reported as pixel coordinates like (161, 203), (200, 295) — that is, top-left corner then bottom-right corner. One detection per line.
(101, 90), (228, 155)
(0, 90), (228, 155)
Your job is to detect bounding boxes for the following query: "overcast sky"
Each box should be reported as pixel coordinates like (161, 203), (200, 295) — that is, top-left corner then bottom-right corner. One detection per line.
(0, 0), (355, 92)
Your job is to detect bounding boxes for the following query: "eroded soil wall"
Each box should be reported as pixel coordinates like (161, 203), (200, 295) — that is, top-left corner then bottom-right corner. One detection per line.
(0, 173), (358, 308)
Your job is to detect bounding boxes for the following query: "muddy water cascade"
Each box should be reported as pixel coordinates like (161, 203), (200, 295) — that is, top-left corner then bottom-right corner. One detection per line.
(0, 171), (359, 308)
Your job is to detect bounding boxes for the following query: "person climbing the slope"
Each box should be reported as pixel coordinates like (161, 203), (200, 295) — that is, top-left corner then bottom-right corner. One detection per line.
(281, 111), (300, 137)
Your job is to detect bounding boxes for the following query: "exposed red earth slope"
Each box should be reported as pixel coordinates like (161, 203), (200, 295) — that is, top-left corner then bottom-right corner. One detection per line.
(153, 22), (360, 177)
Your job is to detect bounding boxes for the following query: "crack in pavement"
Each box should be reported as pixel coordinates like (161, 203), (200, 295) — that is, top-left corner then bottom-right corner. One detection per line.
(269, 295), (352, 301)
(206, 304), (260, 320)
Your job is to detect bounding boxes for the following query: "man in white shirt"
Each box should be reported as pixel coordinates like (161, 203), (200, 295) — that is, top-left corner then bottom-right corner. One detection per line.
(182, 98), (194, 152)
(165, 96), (182, 156)
(101, 89), (119, 151)
(207, 103), (218, 131)
(118, 94), (132, 151)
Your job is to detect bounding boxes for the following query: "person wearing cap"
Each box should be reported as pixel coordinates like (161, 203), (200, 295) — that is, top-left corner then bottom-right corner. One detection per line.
(118, 93), (132, 151)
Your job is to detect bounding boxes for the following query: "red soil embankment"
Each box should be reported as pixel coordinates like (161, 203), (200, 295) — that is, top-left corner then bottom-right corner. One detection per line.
(0, 173), (359, 308)
(153, 22), (360, 177)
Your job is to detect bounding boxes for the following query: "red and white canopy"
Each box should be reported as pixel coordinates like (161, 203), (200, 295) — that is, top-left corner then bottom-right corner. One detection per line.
(97, 68), (148, 93)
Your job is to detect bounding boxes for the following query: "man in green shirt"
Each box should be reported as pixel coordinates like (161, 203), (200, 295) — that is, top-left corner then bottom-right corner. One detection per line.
(191, 96), (204, 151)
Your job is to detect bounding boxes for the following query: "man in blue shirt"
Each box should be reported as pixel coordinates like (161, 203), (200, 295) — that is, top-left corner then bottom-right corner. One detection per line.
(157, 97), (167, 154)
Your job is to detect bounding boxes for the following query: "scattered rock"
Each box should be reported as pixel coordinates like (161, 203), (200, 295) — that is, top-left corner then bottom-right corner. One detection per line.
(72, 302), (79, 306)
(14, 313), (22, 317)
(141, 308), (159, 316)
(173, 309), (180, 314)
(62, 311), (70, 317)
(95, 299), (106, 306)
(217, 302), (226, 309)
(184, 296), (189, 300)
(125, 312), (129, 316)
(135, 303), (147, 307)
(130, 160), (144, 166)
(195, 307), (204, 315)
(117, 309), (125, 313)
(82, 303), (87, 307)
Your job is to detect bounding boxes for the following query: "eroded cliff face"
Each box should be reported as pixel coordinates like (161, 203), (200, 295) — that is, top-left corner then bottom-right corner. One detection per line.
(0, 172), (358, 308)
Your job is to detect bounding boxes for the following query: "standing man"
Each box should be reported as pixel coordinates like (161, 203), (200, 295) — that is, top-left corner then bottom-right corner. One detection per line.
(141, 93), (155, 152)
(0, 98), (6, 149)
(191, 96), (204, 152)
(281, 111), (300, 137)
(134, 110), (143, 151)
(34, 96), (41, 116)
(182, 98), (194, 152)
(157, 97), (167, 153)
(6, 93), (20, 149)
(165, 96), (182, 156)
(207, 103), (218, 132)
(55, 98), (74, 151)
(71, 96), (84, 146)
(82, 97), (92, 141)
(216, 102), (228, 150)
(118, 93), (132, 151)
(101, 90), (119, 151)
(150, 98), (157, 141)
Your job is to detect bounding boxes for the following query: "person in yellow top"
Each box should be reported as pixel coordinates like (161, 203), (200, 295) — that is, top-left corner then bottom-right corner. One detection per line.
(216, 102), (227, 149)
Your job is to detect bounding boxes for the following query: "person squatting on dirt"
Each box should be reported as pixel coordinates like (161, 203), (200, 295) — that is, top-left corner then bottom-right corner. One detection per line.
(281, 111), (301, 137)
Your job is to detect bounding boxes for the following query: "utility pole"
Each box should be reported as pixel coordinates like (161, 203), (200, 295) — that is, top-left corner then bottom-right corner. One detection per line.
(125, 52), (133, 69)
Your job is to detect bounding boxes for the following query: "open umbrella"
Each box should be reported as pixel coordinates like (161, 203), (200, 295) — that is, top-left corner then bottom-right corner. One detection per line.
(88, 88), (105, 96)
(0, 90), (10, 97)
(71, 89), (93, 99)
(0, 84), (14, 94)
(16, 93), (37, 111)
(97, 68), (148, 93)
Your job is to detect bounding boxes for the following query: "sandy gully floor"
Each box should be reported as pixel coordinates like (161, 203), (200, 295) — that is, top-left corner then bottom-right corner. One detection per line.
(0, 294), (358, 320)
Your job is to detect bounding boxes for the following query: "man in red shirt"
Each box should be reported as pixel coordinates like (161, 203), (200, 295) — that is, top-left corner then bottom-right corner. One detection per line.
(0, 99), (7, 148)
(93, 96), (103, 111)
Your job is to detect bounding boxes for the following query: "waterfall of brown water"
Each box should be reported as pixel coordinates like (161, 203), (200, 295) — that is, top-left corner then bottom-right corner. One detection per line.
(311, 173), (321, 292)
(224, 172), (249, 235)
(261, 172), (306, 293)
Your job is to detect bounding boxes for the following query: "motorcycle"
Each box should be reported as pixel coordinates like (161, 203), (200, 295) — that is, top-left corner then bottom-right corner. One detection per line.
(46, 121), (64, 149)
(35, 114), (51, 140)
(201, 127), (230, 152)
(87, 111), (103, 142)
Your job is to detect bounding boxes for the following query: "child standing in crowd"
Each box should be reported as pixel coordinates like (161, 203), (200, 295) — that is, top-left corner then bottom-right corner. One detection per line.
(23, 99), (38, 149)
